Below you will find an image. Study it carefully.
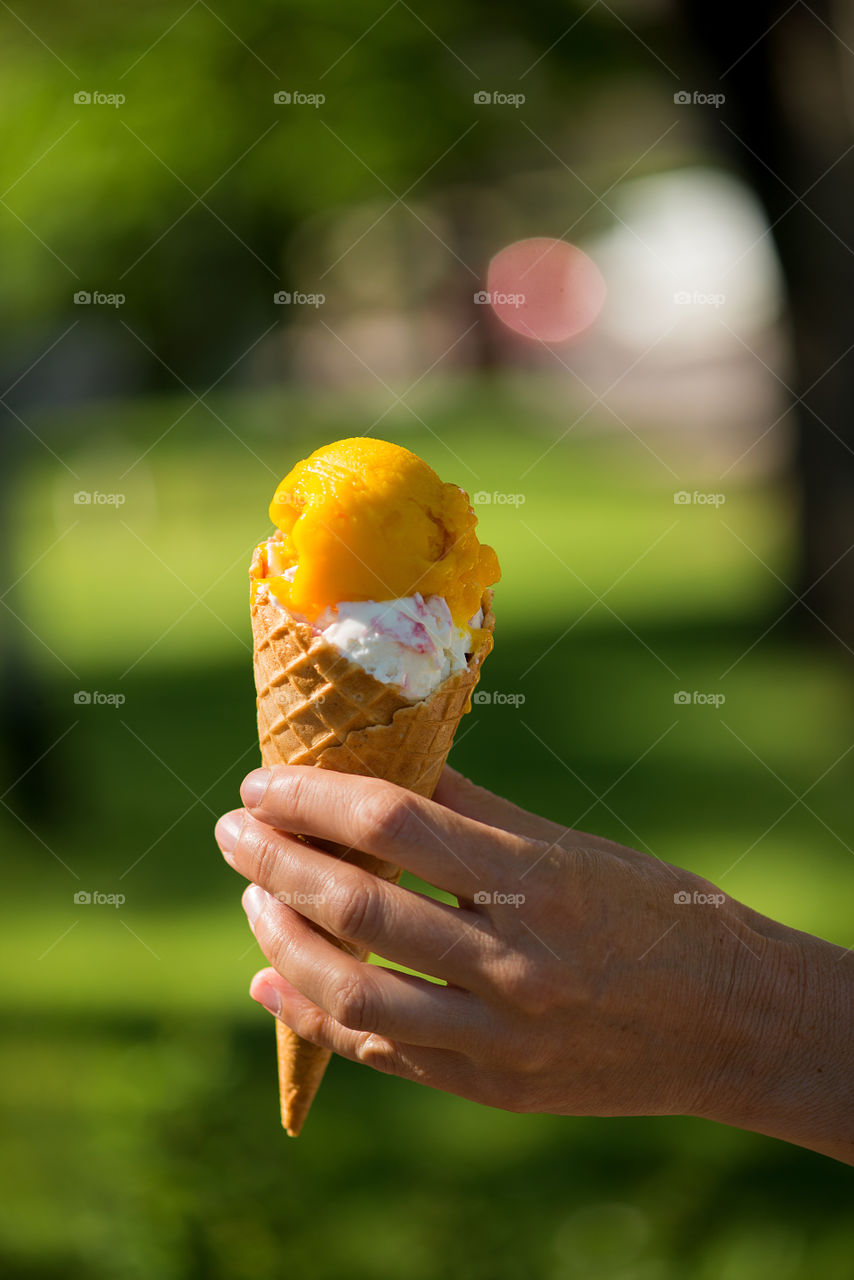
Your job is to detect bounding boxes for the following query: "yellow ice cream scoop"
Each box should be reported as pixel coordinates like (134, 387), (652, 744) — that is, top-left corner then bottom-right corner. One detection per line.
(253, 437), (500, 624)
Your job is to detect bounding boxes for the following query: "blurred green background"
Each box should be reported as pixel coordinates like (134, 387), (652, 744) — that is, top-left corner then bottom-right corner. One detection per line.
(2, 3), (853, 1279)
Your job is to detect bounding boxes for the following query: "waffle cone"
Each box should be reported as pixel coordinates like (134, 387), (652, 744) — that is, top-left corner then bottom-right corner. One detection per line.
(251, 589), (494, 1135)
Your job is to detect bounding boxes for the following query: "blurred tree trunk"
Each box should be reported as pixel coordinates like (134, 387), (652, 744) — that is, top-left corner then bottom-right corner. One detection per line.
(680, 0), (854, 645)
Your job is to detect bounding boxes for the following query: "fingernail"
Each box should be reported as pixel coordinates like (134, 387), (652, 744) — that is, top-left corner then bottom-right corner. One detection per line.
(215, 810), (244, 859)
(241, 768), (270, 809)
(250, 978), (282, 1016)
(243, 883), (268, 928)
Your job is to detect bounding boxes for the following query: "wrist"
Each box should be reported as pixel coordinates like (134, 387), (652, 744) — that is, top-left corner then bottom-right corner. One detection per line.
(697, 911), (854, 1163)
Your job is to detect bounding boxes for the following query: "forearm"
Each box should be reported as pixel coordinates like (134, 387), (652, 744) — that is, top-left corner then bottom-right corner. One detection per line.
(699, 918), (854, 1164)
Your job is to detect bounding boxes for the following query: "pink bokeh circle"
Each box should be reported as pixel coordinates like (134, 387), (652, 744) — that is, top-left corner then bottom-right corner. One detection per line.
(485, 237), (606, 343)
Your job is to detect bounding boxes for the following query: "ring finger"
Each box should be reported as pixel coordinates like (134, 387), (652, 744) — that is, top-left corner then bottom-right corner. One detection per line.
(244, 884), (490, 1052)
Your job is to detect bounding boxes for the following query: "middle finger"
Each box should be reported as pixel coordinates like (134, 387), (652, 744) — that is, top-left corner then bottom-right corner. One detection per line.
(216, 810), (495, 991)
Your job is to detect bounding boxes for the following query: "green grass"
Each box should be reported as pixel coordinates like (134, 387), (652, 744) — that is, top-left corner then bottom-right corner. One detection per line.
(2, 379), (853, 1278)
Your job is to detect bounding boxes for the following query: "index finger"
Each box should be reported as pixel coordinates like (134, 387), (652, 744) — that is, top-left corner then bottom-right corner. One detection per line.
(239, 765), (507, 898)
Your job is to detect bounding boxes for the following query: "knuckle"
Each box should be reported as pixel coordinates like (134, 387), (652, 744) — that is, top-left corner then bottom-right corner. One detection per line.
(464, 924), (512, 989)
(294, 1004), (329, 1048)
(539, 840), (573, 884)
(328, 972), (378, 1031)
(271, 765), (308, 820)
(357, 788), (414, 853)
(524, 838), (576, 899)
(266, 914), (299, 976)
(325, 878), (382, 944)
(494, 953), (555, 1017)
(246, 824), (283, 888)
(356, 1034), (400, 1074)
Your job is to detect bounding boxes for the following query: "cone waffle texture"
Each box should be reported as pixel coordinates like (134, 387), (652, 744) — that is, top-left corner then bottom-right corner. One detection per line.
(251, 587), (494, 1136)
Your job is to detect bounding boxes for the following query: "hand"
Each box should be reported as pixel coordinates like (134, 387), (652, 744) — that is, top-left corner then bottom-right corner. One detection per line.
(213, 765), (803, 1124)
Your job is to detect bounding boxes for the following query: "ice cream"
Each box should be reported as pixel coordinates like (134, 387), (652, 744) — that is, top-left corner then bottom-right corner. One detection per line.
(250, 437), (499, 699)
(248, 436), (499, 1135)
(317, 595), (482, 700)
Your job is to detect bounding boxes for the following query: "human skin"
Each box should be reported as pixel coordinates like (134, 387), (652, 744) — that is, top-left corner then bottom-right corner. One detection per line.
(214, 765), (854, 1165)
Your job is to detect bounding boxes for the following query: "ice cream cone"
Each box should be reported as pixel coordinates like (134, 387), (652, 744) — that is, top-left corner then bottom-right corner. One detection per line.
(251, 588), (494, 1135)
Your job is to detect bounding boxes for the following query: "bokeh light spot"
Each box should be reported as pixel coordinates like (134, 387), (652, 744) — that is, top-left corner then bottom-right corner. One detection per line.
(486, 236), (606, 343)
